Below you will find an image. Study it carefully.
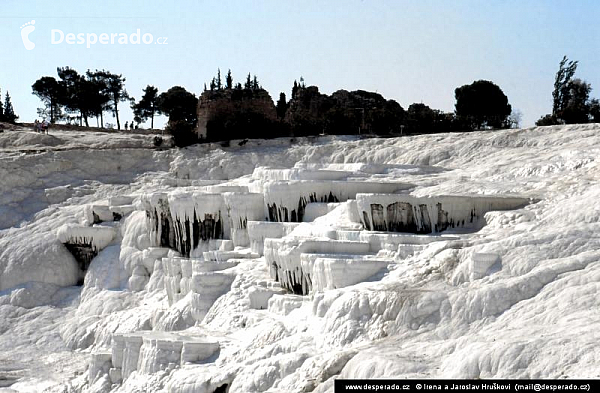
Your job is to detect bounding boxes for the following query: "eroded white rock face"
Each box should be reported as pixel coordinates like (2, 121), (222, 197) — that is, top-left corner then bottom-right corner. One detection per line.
(357, 194), (531, 233)
(248, 284), (286, 310)
(141, 191), (267, 258)
(223, 192), (265, 247)
(57, 224), (117, 251)
(247, 221), (300, 255)
(263, 179), (412, 222)
(308, 256), (390, 292)
(3, 125), (600, 393)
(162, 256), (238, 307)
(0, 228), (80, 291)
(107, 331), (219, 380)
(264, 237), (372, 295)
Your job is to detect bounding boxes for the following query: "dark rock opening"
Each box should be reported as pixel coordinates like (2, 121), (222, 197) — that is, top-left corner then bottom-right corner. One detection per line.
(362, 211), (372, 230)
(364, 200), (490, 234)
(418, 204), (432, 233)
(213, 383), (229, 393)
(147, 205), (225, 257)
(92, 212), (101, 224)
(287, 269), (306, 295)
(63, 238), (98, 285)
(370, 204), (386, 231)
(192, 210), (201, 249)
(386, 202), (417, 233)
(304, 272), (312, 293)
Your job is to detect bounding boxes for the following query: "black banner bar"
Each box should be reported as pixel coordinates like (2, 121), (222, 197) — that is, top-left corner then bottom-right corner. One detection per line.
(335, 379), (597, 393)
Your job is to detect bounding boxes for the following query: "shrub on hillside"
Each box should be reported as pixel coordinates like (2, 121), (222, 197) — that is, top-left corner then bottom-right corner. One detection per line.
(166, 120), (197, 147)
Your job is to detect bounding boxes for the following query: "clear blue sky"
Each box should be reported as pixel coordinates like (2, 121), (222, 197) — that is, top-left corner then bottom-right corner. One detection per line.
(1, 0), (599, 128)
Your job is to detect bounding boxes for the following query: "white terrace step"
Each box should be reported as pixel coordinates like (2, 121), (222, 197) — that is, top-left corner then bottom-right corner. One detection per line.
(140, 190), (264, 256)
(264, 238), (372, 295)
(268, 294), (308, 316)
(57, 224), (116, 251)
(163, 256), (238, 306)
(356, 193), (531, 234)
(163, 256), (239, 277)
(251, 167), (353, 181)
(336, 230), (459, 247)
(247, 280), (287, 310)
(85, 203), (135, 224)
(89, 351), (113, 385)
(394, 243), (428, 259)
(108, 195), (135, 206)
(141, 247), (172, 273)
(129, 247), (171, 292)
(202, 249), (260, 262)
(263, 180), (413, 223)
(300, 253), (391, 293)
(189, 271), (236, 321)
(335, 230), (455, 259)
(247, 221), (301, 255)
(303, 202), (341, 222)
(107, 331), (219, 382)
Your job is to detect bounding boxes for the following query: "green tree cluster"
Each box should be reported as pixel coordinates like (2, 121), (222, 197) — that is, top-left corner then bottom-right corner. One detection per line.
(32, 67), (128, 128)
(27, 65), (523, 147)
(537, 56), (599, 126)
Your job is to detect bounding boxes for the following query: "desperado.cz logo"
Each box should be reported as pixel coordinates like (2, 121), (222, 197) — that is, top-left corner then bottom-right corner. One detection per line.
(19, 20), (168, 50)
(51, 29), (168, 48)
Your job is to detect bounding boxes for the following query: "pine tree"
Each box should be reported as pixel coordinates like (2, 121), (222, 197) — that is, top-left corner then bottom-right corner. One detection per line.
(57, 66), (90, 126)
(276, 92), (288, 119)
(216, 69), (222, 90)
(292, 80), (298, 99)
(226, 69), (233, 89)
(31, 76), (63, 123)
(85, 70), (114, 128)
(245, 73), (252, 90)
(131, 85), (160, 129)
(84, 67), (131, 130)
(252, 75), (259, 90)
(3, 91), (18, 124)
(0, 88), (4, 122)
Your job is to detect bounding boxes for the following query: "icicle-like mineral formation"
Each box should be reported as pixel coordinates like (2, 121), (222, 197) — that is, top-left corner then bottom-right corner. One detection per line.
(263, 180), (413, 222)
(57, 224), (116, 276)
(357, 194), (531, 233)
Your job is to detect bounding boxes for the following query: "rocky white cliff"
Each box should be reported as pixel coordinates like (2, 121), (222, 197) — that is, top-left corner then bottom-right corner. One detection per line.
(0, 124), (599, 392)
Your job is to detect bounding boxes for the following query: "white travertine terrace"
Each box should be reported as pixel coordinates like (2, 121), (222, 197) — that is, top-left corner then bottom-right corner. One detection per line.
(357, 193), (531, 233)
(5, 130), (552, 390)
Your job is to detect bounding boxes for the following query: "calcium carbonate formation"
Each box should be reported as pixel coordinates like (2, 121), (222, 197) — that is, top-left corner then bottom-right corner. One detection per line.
(52, 162), (532, 388)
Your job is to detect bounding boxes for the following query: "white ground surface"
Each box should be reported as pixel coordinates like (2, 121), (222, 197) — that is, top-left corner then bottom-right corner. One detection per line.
(0, 124), (599, 392)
